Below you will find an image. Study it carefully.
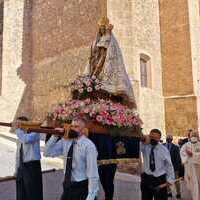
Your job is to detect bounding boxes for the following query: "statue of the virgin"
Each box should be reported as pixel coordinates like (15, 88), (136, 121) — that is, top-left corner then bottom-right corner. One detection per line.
(84, 17), (136, 108)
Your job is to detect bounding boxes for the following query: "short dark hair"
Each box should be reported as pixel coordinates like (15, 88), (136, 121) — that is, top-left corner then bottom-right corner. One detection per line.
(17, 116), (29, 121)
(150, 129), (162, 136)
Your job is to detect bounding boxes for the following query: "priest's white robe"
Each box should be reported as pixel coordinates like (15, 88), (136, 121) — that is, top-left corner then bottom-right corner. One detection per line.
(180, 141), (200, 200)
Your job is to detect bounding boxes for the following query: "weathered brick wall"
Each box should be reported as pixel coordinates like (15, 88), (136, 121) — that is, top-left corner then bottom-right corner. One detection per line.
(159, 0), (200, 135)
(30, 0), (104, 120)
(0, 0), (27, 129)
(159, 0), (193, 97)
(165, 96), (198, 136)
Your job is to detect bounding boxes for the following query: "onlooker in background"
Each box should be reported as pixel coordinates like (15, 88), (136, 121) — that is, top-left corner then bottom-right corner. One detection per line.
(180, 132), (200, 200)
(178, 129), (193, 148)
(178, 129), (193, 178)
(164, 134), (182, 199)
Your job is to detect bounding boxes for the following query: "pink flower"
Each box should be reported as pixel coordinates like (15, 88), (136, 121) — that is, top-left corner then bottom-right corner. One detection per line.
(85, 80), (92, 86)
(100, 111), (109, 117)
(105, 119), (114, 125)
(74, 102), (80, 108)
(96, 115), (103, 122)
(83, 108), (90, 113)
(49, 96), (142, 128)
(75, 80), (81, 85)
(84, 98), (91, 104)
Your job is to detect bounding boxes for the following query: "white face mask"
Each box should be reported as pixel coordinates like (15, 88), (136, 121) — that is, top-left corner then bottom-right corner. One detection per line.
(191, 137), (198, 143)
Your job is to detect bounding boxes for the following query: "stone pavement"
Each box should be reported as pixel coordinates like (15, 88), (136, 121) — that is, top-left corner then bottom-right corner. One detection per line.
(0, 170), (193, 200)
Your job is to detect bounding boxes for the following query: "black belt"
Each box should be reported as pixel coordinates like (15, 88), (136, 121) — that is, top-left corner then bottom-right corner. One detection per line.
(70, 179), (88, 188)
(143, 172), (166, 179)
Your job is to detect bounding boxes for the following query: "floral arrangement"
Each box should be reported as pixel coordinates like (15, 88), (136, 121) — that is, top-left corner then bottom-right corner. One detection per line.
(71, 75), (102, 98)
(49, 98), (142, 129)
(47, 75), (142, 136)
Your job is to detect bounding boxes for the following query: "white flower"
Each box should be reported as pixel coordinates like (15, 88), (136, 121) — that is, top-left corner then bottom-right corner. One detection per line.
(80, 102), (85, 107)
(87, 87), (93, 92)
(78, 88), (84, 93)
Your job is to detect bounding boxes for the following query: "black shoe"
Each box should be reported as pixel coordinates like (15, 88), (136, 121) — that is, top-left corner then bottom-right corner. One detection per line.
(176, 194), (181, 199)
(167, 193), (172, 197)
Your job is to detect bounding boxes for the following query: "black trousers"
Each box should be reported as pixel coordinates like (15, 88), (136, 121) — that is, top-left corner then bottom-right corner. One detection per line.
(89, 134), (117, 200)
(99, 164), (117, 200)
(16, 160), (43, 200)
(140, 173), (167, 200)
(60, 180), (88, 200)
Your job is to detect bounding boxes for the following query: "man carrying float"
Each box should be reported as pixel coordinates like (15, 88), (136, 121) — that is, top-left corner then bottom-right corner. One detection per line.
(44, 118), (99, 200)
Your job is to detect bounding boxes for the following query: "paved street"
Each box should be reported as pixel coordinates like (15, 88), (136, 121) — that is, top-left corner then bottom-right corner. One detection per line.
(0, 133), (192, 200)
(0, 170), (192, 200)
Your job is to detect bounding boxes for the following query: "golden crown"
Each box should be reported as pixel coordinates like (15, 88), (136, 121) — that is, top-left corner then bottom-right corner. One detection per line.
(98, 16), (109, 26)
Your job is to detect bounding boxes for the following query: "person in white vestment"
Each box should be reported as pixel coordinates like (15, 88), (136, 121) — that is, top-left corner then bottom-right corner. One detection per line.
(180, 132), (200, 200)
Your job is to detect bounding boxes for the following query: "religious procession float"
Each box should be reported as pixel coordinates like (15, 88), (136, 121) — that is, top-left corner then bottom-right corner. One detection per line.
(0, 17), (143, 164)
(45, 16), (142, 162)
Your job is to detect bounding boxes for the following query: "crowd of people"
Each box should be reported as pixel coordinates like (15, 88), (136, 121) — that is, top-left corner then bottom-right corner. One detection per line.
(13, 116), (200, 200)
(141, 128), (200, 200)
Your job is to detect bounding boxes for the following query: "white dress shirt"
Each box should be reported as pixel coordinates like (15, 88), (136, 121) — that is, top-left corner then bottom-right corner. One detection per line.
(15, 128), (41, 173)
(44, 135), (99, 200)
(141, 142), (175, 184)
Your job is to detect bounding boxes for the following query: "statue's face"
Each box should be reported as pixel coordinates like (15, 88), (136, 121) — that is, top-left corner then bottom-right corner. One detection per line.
(99, 25), (106, 35)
